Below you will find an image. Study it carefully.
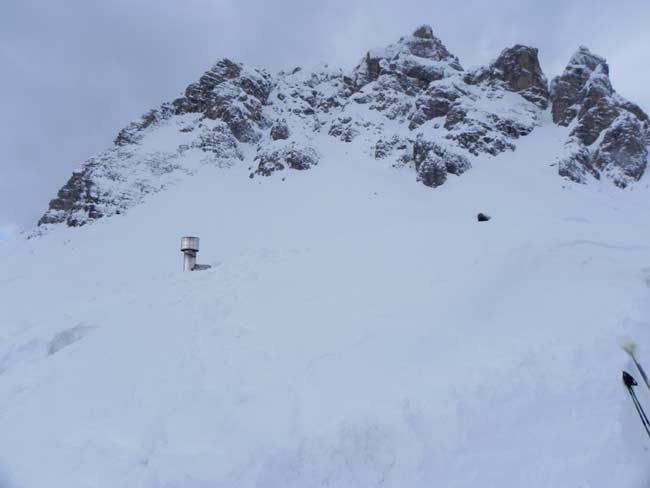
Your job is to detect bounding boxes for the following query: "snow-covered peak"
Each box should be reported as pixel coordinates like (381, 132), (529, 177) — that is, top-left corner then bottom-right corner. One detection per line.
(371, 24), (460, 64)
(353, 26), (463, 88)
(551, 46), (649, 187)
(466, 44), (549, 108)
(550, 46), (611, 126)
(567, 46), (609, 74)
(412, 24), (434, 39)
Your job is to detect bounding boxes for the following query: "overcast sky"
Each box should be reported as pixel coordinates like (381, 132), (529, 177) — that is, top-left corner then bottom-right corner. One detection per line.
(1, 0), (649, 238)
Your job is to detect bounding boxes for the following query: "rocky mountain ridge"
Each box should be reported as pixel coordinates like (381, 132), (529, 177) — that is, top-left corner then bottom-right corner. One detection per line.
(551, 47), (649, 186)
(38, 25), (649, 229)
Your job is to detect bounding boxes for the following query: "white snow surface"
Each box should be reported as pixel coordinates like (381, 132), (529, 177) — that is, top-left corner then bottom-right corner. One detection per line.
(2, 113), (650, 486)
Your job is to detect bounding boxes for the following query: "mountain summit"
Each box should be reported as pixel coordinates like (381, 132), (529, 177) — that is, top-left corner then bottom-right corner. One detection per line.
(551, 46), (649, 186)
(38, 26), (649, 229)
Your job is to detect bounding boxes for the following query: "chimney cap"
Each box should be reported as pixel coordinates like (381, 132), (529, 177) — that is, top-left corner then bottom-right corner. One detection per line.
(181, 236), (200, 252)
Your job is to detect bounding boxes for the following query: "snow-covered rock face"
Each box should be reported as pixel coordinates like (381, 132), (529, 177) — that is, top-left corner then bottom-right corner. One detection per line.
(352, 24), (463, 91)
(253, 142), (319, 177)
(551, 47), (650, 187)
(172, 58), (274, 143)
(348, 29), (543, 159)
(38, 58), (270, 228)
(412, 136), (471, 187)
(37, 27), (650, 230)
(38, 115), (243, 227)
(466, 45), (549, 109)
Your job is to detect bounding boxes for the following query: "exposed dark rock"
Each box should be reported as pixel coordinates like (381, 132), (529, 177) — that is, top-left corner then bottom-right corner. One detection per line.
(444, 106), (468, 129)
(570, 99), (619, 146)
(409, 83), (463, 129)
(366, 76), (416, 120)
(576, 71), (613, 120)
(619, 100), (649, 122)
(445, 127), (515, 156)
(172, 58), (273, 142)
(270, 120), (290, 140)
(350, 29), (543, 159)
(254, 143), (319, 176)
(399, 57), (448, 85)
(550, 47), (609, 126)
(558, 145), (599, 184)
(477, 213), (491, 222)
(491, 114), (535, 139)
(191, 123), (243, 160)
(413, 137), (471, 187)
(374, 139), (391, 159)
(114, 105), (173, 146)
(413, 25), (434, 39)
(352, 25), (463, 92)
(372, 136), (412, 167)
(444, 108), (520, 156)
(114, 124), (140, 147)
(593, 114), (648, 187)
(328, 117), (359, 142)
(374, 136), (408, 159)
(271, 68), (348, 120)
(551, 47), (649, 186)
(38, 171), (100, 227)
(467, 45), (549, 108)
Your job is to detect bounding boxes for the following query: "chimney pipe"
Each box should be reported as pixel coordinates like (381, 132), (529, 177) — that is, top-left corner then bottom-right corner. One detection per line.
(181, 236), (199, 271)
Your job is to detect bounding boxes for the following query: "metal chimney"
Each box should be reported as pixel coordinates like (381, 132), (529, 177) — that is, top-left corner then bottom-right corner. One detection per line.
(181, 236), (199, 271)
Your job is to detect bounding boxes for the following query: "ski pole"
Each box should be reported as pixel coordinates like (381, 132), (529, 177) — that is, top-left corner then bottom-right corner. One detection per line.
(623, 341), (650, 392)
(629, 387), (650, 432)
(623, 370), (650, 439)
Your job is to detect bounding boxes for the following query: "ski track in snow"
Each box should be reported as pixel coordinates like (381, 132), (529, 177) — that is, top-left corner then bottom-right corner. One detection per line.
(0, 114), (650, 486)
(558, 240), (650, 251)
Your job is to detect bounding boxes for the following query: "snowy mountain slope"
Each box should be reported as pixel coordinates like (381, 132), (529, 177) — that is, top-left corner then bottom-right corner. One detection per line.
(3, 25), (650, 487)
(2, 111), (650, 486)
(35, 26), (649, 231)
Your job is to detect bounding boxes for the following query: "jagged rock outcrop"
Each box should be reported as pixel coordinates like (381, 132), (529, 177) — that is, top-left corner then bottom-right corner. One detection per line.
(37, 26), (650, 231)
(593, 115), (648, 183)
(551, 47), (609, 126)
(39, 117), (243, 227)
(374, 136), (410, 161)
(551, 47), (649, 186)
(328, 116), (360, 142)
(413, 137), (471, 187)
(466, 45), (549, 109)
(433, 44), (547, 155)
(270, 66), (349, 118)
(252, 143), (319, 177)
(114, 105), (174, 146)
(399, 43), (546, 156)
(38, 171), (101, 227)
(346, 26), (465, 122)
(353, 25), (463, 89)
(270, 119), (290, 140)
(408, 82), (464, 129)
(172, 59), (273, 143)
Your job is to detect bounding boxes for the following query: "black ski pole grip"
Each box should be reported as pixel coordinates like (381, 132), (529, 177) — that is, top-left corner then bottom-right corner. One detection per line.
(623, 370), (638, 388)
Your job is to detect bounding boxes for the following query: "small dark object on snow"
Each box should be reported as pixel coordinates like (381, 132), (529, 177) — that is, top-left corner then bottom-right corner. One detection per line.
(477, 213), (491, 222)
